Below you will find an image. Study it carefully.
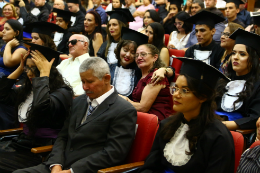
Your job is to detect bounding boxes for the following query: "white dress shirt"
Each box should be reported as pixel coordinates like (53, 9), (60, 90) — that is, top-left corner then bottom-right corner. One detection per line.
(57, 53), (90, 95)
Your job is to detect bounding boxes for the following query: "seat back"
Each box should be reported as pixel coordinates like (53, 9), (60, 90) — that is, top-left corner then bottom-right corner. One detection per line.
(250, 140), (260, 149)
(169, 49), (185, 82)
(126, 112), (158, 163)
(230, 131), (244, 173)
(164, 34), (170, 47)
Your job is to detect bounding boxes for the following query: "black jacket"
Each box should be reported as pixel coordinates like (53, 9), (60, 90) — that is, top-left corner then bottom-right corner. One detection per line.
(68, 10), (85, 33)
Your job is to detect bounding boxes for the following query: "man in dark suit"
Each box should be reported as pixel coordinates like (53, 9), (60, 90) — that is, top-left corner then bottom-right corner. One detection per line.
(14, 57), (137, 173)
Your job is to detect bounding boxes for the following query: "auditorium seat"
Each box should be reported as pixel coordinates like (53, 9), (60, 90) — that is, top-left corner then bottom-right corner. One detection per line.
(169, 49), (185, 82)
(164, 34), (169, 47)
(230, 131), (244, 173)
(250, 140), (260, 148)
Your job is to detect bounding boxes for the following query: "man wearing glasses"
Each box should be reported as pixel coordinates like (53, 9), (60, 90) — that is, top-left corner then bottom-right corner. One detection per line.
(56, 34), (90, 96)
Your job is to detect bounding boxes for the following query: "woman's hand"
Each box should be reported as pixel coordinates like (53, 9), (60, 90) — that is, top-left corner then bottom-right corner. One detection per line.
(167, 44), (175, 49)
(6, 38), (19, 48)
(19, 50), (30, 70)
(30, 50), (54, 77)
(151, 68), (166, 85)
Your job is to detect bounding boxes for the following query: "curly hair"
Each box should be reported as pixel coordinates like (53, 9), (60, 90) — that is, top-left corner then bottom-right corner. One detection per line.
(216, 45), (260, 110)
(38, 33), (57, 50)
(161, 73), (220, 155)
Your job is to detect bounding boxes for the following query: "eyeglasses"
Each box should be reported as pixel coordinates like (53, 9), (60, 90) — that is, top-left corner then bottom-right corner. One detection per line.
(24, 66), (37, 73)
(221, 32), (231, 38)
(174, 22), (183, 26)
(3, 8), (12, 11)
(135, 52), (152, 59)
(169, 86), (192, 96)
(67, 39), (85, 47)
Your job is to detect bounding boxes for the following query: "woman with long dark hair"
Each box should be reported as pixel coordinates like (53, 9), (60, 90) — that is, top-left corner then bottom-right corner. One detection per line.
(0, 43), (73, 172)
(84, 10), (103, 56)
(146, 22), (170, 66)
(138, 9), (160, 34)
(216, 29), (260, 130)
(139, 58), (234, 172)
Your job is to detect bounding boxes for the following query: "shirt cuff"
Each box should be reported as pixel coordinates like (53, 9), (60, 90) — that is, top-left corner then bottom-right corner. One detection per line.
(70, 168), (74, 173)
(49, 164), (62, 171)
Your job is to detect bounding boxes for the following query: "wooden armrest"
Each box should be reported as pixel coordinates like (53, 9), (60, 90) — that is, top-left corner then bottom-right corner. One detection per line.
(236, 129), (256, 135)
(98, 161), (144, 173)
(0, 128), (23, 136)
(31, 145), (53, 154)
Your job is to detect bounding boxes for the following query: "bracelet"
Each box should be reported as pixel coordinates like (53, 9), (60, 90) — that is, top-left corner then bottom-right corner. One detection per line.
(165, 67), (169, 75)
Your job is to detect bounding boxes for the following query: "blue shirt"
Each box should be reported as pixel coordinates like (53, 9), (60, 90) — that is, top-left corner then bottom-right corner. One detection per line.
(87, 6), (108, 25)
(237, 9), (251, 27)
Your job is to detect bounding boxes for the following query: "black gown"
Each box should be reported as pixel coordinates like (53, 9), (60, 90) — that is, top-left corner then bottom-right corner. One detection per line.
(184, 40), (225, 69)
(216, 72), (260, 129)
(68, 10), (85, 33)
(57, 31), (72, 55)
(0, 76), (73, 172)
(158, 5), (177, 35)
(139, 117), (235, 173)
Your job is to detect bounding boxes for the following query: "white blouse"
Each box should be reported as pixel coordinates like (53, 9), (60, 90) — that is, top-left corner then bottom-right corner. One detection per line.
(168, 31), (191, 50)
(53, 32), (64, 47)
(107, 42), (118, 64)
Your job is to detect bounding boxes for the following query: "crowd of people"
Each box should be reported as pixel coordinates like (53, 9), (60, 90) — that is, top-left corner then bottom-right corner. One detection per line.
(0, 0), (259, 172)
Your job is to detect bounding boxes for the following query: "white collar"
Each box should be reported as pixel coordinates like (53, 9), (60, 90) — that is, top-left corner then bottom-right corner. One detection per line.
(87, 86), (115, 107)
(70, 53), (90, 64)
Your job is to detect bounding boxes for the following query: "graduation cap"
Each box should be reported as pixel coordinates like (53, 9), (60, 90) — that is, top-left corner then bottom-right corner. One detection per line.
(106, 8), (134, 24)
(52, 8), (75, 21)
(168, 0), (183, 6)
(67, 0), (80, 4)
(24, 22), (65, 35)
(250, 11), (260, 25)
(24, 42), (61, 66)
(121, 27), (148, 46)
(177, 57), (230, 89)
(229, 28), (260, 54)
(224, 0), (245, 7)
(184, 10), (225, 28)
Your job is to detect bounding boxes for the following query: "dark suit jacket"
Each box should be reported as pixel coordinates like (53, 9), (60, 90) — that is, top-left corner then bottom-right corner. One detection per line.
(44, 90), (137, 173)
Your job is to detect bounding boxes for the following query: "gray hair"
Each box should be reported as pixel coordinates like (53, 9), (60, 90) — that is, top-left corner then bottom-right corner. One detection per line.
(73, 34), (90, 52)
(79, 57), (110, 80)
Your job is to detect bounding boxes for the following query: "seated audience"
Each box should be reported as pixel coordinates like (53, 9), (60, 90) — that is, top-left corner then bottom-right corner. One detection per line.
(53, 8), (74, 54)
(137, 9), (160, 34)
(0, 43), (73, 172)
(204, 0), (224, 18)
(14, 57), (137, 173)
(219, 22), (244, 74)
(146, 22), (170, 66)
(125, 0), (136, 14)
(47, 0), (65, 24)
(183, 0), (192, 14)
(184, 10), (225, 69)
(168, 11), (192, 51)
(237, 2), (251, 27)
(84, 10), (103, 56)
(224, 0), (245, 28)
(87, 0), (107, 24)
(67, 0), (85, 33)
(119, 44), (172, 121)
(0, 19), (26, 76)
(138, 57), (234, 173)
(57, 34), (90, 95)
(106, 0), (125, 12)
(129, 0), (155, 31)
(216, 29), (260, 130)
(159, 0), (182, 34)
(190, 0), (204, 16)
(97, 9), (134, 64)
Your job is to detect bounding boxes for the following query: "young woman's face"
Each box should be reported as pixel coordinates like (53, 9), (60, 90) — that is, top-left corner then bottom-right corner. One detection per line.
(108, 19), (121, 40)
(175, 18), (184, 32)
(143, 0), (150, 6)
(145, 25), (153, 44)
(120, 43), (136, 67)
(56, 17), (68, 30)
(231, 44), (250, 76)
(112, 0), (121, 8)
(2, 23), (17, 42)
(3, 5), (14, 18)
(31, 33), (44, 45)
(25, 58), (37, 83)
(172, 75), (204, 120)
(143, 12), (155, 27)
(220, 26), (235, 50)
(169, 4), (178, 15)
(84, 13), (97, 34)
(135, 45), (158, 69)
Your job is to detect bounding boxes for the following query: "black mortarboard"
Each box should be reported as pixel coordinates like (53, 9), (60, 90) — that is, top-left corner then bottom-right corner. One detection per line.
(24, 22), (65, 35)
(250, 11), (260, 25)
(177, 57), (230, 89)
(184, 10), (225, 28)
(168, 0), (183, 6)
(229, 28), (260, 54)
(224, 0), (244, 6)
(106, 8), (134, 24)
(121, 27), (148, 46)
(67, 0), (80, 4)
(52, 8), (75, 21)
(24, 42), (61, 67)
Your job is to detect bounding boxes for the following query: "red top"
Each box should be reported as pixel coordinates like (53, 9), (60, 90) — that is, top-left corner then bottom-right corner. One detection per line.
(132, 70), (172, 122)
(0, 17), (16, 31)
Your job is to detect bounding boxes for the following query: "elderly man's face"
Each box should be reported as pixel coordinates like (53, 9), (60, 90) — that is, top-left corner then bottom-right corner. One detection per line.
(68, 35), (88, 58)
(80, 69), (110, 99)
(53, 0), (65, 9)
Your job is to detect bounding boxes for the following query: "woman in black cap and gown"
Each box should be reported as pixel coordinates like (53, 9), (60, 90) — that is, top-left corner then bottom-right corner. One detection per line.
(138, 58), (235, 173)
(0, 43), (74, 172)
(215, 29), (260, 131)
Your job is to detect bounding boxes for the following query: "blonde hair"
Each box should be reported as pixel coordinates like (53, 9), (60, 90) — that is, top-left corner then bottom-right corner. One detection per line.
(2, 3), (18, 18)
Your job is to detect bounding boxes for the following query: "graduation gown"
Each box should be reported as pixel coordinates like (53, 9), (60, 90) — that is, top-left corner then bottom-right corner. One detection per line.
(184, 40), (225, 69)
(139, 117), (235, 173)
(216, 73), (260, 129)
(68, 10), (85, 33)
(57, 31), (72, 55)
